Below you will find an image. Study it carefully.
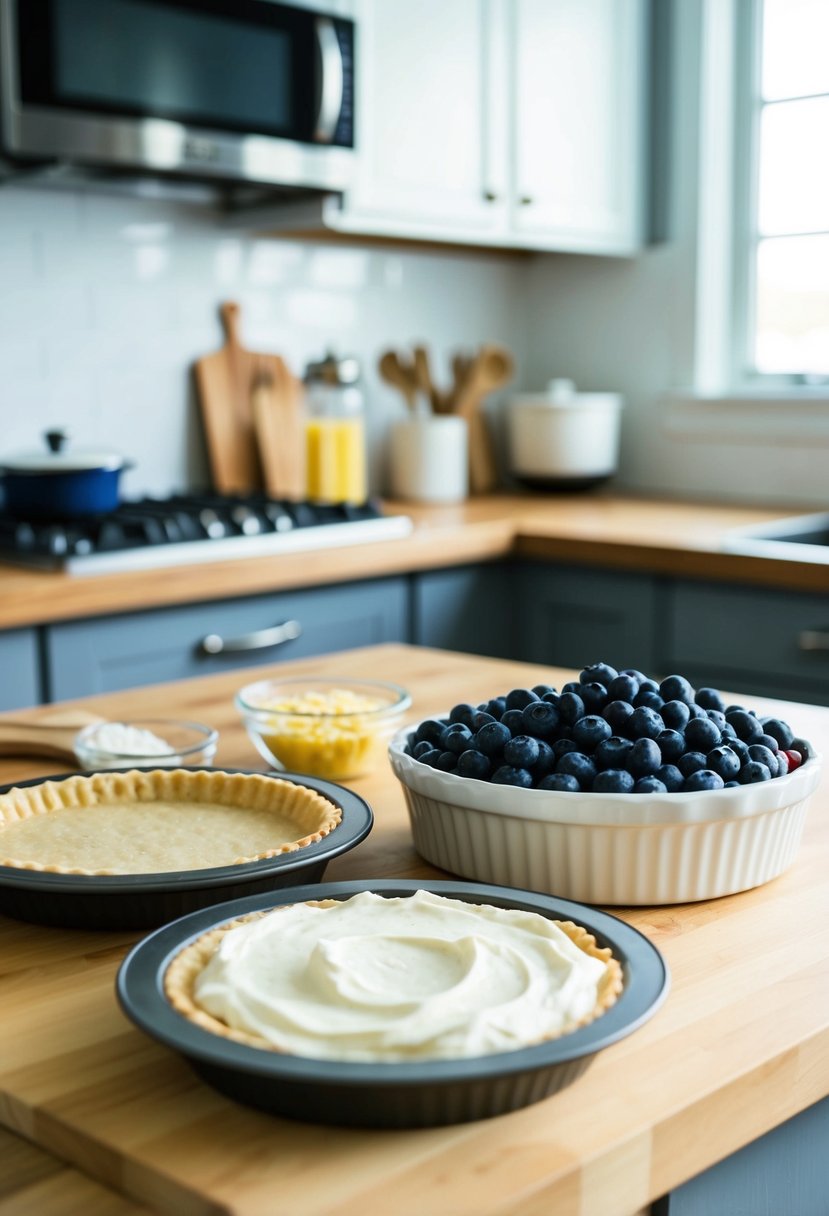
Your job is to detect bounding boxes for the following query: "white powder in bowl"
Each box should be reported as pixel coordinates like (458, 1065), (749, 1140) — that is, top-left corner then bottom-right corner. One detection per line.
(82, 722), (172, 758)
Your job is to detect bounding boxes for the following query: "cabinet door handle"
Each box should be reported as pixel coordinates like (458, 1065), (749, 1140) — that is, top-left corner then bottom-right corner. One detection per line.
(482, 190), (499, 202)
(798, 629), (829, 653)
(200, 620), (302, 656)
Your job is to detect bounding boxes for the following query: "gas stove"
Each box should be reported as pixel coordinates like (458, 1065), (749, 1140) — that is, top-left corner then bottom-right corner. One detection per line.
(0, 494), (413, 575)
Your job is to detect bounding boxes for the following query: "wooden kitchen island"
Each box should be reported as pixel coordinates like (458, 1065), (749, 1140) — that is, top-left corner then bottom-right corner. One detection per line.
(0, 644), (827, 1216)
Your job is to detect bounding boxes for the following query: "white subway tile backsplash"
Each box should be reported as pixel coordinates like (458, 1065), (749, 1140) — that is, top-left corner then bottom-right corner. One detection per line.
(0, 183), (527, 492)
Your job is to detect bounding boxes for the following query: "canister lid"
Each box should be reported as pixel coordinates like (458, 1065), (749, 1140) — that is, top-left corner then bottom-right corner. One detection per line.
(304, 351), (361, 386)
(0, 430), (128, 474)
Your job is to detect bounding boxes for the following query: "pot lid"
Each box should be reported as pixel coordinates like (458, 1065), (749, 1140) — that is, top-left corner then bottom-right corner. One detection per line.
(0, 430), (127, 474)
(511, 380), (623, 411)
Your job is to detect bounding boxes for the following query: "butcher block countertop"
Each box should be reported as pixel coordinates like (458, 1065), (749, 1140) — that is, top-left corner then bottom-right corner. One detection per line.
(1, 644), (828, 1216)
(0, 494), (827, 631)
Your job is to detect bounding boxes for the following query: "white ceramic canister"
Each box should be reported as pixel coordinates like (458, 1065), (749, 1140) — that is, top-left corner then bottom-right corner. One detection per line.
(507, 379), (623, 490)
(388, 415), (468, 503)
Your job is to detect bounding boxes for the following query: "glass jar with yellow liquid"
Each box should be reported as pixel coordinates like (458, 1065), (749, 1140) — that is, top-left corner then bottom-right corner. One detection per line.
(304, 351), (367, 505)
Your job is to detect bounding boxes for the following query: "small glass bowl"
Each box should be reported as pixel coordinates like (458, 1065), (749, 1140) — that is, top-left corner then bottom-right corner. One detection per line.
(74, 719), (219, 770)
(236, 677), (411, 781)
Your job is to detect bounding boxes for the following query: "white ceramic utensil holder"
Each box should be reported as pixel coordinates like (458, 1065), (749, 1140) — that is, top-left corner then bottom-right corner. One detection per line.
(388, 416), (468, 503)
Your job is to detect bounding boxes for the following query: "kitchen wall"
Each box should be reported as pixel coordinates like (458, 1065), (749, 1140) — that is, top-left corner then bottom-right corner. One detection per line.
(0, 182), (528, 498)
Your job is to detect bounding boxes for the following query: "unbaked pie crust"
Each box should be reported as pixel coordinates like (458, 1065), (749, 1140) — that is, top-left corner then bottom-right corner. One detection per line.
(0, 769), (341, 875)
(164, 900), (624, 1053)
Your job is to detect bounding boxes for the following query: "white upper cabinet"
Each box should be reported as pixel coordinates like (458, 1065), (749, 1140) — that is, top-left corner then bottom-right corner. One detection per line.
(286, 0), (647, 255)
(510, 0), (645, 253)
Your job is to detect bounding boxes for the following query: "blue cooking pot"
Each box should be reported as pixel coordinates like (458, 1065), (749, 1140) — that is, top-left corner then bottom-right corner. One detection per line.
(0, 430), (133, 518)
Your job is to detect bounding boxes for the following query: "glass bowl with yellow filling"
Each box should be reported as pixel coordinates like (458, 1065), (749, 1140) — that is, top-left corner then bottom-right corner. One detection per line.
(236, 677), (411, 780)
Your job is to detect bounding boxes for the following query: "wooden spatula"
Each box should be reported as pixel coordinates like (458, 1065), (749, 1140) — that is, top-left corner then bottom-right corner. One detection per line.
(251, 364), (307, 501)
(194, 301), (264, 494)
(0, 710), (104, 762)
(452, 344), (515, 494)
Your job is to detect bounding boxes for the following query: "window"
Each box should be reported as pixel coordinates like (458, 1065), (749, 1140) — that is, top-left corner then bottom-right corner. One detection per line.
(738, 0), (829, 383)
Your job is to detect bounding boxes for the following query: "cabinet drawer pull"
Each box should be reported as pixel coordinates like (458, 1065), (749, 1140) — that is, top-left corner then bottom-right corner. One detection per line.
(797, 629), (829, 653)
(200, 620), (302, 656)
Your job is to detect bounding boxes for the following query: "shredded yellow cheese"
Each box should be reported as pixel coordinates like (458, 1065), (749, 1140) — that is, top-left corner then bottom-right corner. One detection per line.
(259, 689), (388, 779)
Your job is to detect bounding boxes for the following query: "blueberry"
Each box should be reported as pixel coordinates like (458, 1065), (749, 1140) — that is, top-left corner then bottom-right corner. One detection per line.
(707, 745), (741, 782)
(656, 728), (686, 763)
(484, 697), (506, 719)
(595, 735), (634, 770)
(443, 723), (474, 755)
(627, 737), (662, 778)
(476, 721), (511, 756)
(790, 737), (811, 760)
(593, 769), (636, 793)
(532, 683), (555, 697)
(578, 681), (609, 714)
(537, 772), (580, 792)
(448, 703), (477, 728)
(630, 706), (665, 740)
(532, 739), (556, 777)
(435, 750), (457, 772)
(656, 763), (684, 792)
(620, 668), (648, 684)
(572, 714), (613, 750)
(705, 710), (728, 731)
(695, 687), (726, 712)
(556, 751), (597, 790)
(683, 769), (725, 792)
(739, 760), (772, 784)
(638, 678), (661, 696)
(686, 703), (708, 719)
(414, 718), (448, 747)
(748, 743), (780, 776)
(491, 765), (534, 788)
(761, 717), (794, 750)
(678, 750), (708, 777)
(633, 777), (668, 793)
(756, 733), (782, 753)
(501, 708), (527, 735)
(580, 662), (618, 688)
(659, 674), (695, 705)
(558, 691), (586, 726)
(634, 689), (665, 711)
(503, 734), (540, 768)
(553, 737), (579, 759)
(724, 780), (740, 788)
(685, 716), (721, 753)
(472, 710), (497, 731)
(607, 673), (640, 702)
(562, 681), (583, 696)
(505, 688), (540, 711)
(417, 747), (443, 768)
(541, 690), (562, 706)
(725, 709), (764, 742)
(604, 699), (635, 735)
(456, 750), (492, 780)
(521, 699), (561, 738)
(728, 736), (751, 765)
(412, 739), (434, 759)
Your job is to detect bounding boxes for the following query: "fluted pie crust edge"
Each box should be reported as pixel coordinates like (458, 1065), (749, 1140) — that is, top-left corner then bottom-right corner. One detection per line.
(0, 769), (342, 875)
(163, 901), (624, 1053)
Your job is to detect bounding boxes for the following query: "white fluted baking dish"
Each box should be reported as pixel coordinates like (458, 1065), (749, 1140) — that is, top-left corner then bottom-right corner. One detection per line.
(388, 729), (822, 905)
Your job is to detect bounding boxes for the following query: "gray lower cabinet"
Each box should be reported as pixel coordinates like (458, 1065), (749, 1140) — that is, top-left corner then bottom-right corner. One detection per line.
(655, 1096), (829, 1216)
(665, 580), (829, 706)
(0, 627), (41, 710)
(412, 563), (515, 658)
(44, 576), (409, 700)
(516, 562), (662, 676)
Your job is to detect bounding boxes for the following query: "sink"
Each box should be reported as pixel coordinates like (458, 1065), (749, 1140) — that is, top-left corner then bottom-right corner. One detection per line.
(722, 512), (829, 564)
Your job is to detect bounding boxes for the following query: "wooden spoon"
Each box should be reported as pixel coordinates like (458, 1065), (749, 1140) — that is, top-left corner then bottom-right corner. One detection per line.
(0, 710), (105, 763)
(378, 351), (420, 413)
(452, 344), (515, 494)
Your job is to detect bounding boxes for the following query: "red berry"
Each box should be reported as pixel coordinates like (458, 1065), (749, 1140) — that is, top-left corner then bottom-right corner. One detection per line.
(784, 749), (802, 772)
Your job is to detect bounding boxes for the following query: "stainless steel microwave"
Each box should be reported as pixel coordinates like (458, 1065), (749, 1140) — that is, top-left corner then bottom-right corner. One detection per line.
(0, 0), (355, 193)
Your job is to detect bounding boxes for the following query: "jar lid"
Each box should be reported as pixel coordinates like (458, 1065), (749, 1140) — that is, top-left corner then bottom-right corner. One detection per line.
(0, 430), (128, 474)
(304, 351), (361, 386)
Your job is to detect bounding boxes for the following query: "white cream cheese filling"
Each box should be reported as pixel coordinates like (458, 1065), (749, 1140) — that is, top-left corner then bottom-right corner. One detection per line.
(193, 890), (611, 1061)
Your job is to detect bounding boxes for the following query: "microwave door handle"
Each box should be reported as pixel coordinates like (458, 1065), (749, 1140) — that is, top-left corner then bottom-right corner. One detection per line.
(314, 16), (344, 143)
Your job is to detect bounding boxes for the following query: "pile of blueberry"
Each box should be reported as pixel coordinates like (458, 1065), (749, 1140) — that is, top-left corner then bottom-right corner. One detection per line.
(403, 663), (811, 793)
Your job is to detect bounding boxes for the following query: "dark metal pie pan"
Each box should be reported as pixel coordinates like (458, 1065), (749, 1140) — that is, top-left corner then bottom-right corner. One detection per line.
(0, 768), (373, 929)
(117, 878), (670, 1128)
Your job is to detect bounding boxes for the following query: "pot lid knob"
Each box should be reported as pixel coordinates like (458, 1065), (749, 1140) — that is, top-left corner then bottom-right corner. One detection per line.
(44, 429), (70, 454)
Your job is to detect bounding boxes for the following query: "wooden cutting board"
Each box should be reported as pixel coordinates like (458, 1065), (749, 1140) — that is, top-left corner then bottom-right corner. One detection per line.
(194, 302), (304, 497)
(251, 365), (307, 501)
